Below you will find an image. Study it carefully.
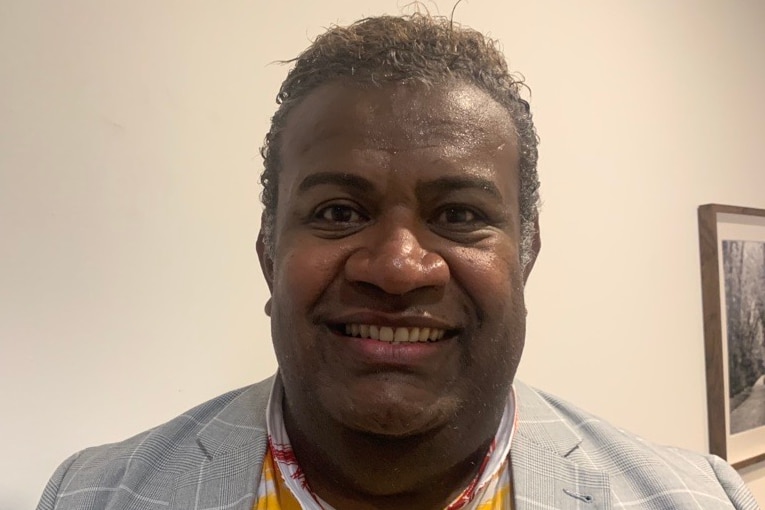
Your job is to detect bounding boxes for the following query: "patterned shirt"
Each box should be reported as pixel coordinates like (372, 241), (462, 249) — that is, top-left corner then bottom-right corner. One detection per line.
(254, 377), (517, 509)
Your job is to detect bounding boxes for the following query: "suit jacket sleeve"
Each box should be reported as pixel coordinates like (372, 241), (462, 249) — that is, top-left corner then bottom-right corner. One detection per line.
(708, 455), (760, 509)
(36, 452), (81, 510)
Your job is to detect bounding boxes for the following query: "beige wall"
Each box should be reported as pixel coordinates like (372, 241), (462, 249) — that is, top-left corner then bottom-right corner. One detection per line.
(2, 1), (764, 508)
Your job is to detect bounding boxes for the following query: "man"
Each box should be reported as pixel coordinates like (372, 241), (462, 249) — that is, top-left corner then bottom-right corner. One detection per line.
(38, 14), (757, 510)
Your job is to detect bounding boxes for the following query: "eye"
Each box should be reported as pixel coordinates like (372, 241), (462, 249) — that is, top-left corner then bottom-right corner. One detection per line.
(314, 204), (366, 224)
(435, 206), (480, 225)
(430, 205), (492, 242)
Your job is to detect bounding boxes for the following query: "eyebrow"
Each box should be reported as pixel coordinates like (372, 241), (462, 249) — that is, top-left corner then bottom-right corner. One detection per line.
(297, 172), (506, 204)
(416, 175), (504, 201)
(297, 172), (375, 194)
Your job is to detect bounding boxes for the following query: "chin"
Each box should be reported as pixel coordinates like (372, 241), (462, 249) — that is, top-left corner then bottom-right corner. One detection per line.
(333, 390), (459, 438)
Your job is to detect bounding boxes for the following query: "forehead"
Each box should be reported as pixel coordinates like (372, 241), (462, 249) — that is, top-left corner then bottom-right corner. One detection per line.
(279, 80), (518, 161)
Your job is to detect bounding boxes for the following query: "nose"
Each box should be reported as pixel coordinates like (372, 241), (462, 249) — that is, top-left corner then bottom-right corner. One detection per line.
(344, 221), (450, 295)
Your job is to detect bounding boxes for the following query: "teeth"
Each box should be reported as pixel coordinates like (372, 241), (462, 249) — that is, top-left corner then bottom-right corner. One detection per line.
(342, 324), (447, 343)
(380, 327), (394, 342)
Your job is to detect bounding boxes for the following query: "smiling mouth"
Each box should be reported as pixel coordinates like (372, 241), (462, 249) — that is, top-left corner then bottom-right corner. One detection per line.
(338, 324), (448, 343)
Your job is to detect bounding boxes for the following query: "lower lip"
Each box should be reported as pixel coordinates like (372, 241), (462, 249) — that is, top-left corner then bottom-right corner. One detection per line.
(330, 329), (451, 367)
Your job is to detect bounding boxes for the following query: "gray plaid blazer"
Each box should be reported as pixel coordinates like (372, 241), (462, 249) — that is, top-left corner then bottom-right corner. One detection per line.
(38, 377), (759, 509)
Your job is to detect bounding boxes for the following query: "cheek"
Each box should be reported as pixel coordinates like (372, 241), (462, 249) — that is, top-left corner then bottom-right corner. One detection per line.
(272, 242), (347, 313)
(448, 244), (526, 373)
(449, 242), (524, 307)
(270, 248), (336, 372)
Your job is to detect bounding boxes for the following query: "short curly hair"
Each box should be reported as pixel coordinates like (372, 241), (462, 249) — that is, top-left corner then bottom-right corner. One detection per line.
(260, 14), (540, 268)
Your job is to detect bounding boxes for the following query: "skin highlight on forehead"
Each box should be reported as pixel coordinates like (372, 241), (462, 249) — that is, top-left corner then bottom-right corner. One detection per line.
(281, 80), (518, 161)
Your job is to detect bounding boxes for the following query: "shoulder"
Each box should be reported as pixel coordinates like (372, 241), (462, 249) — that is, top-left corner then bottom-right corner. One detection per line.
(37, 377), (274, 510)
(66, 381), (265, 471)
(514, 381), (758, 509)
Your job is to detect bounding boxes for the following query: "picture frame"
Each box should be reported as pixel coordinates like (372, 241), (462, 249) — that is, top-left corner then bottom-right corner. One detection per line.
(698, 204), (765, 469)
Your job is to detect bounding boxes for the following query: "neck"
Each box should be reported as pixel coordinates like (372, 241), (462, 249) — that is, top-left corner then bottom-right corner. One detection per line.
(283, 400), (503, 510)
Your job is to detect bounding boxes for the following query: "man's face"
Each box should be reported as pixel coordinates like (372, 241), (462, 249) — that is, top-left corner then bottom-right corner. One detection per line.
(260, 80), (532, 439)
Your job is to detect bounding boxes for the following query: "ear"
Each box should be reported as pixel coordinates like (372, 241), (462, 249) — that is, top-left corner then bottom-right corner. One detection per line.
(256, 226), (274, 294)
(523, 216), (541, 284)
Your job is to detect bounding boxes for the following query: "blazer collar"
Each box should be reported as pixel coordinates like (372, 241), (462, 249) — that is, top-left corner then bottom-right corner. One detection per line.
(172, 378), (275, 510)
(512, 381), (612, 509)
(196, 375), (274, 458)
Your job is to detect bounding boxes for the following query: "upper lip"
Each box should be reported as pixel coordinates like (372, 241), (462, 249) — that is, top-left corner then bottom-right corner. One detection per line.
(323, 311), (459, 331)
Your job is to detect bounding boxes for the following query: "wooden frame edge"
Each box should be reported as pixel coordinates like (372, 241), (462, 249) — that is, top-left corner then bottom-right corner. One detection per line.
(698, 204), (726, 460)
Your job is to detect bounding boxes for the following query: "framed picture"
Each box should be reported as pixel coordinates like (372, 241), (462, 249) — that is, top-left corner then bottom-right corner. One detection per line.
(698, 204), (765, 469)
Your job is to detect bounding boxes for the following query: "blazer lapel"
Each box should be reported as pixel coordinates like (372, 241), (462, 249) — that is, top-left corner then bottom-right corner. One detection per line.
(512, 382), (612, 510)
(172, 377), (274, 510)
